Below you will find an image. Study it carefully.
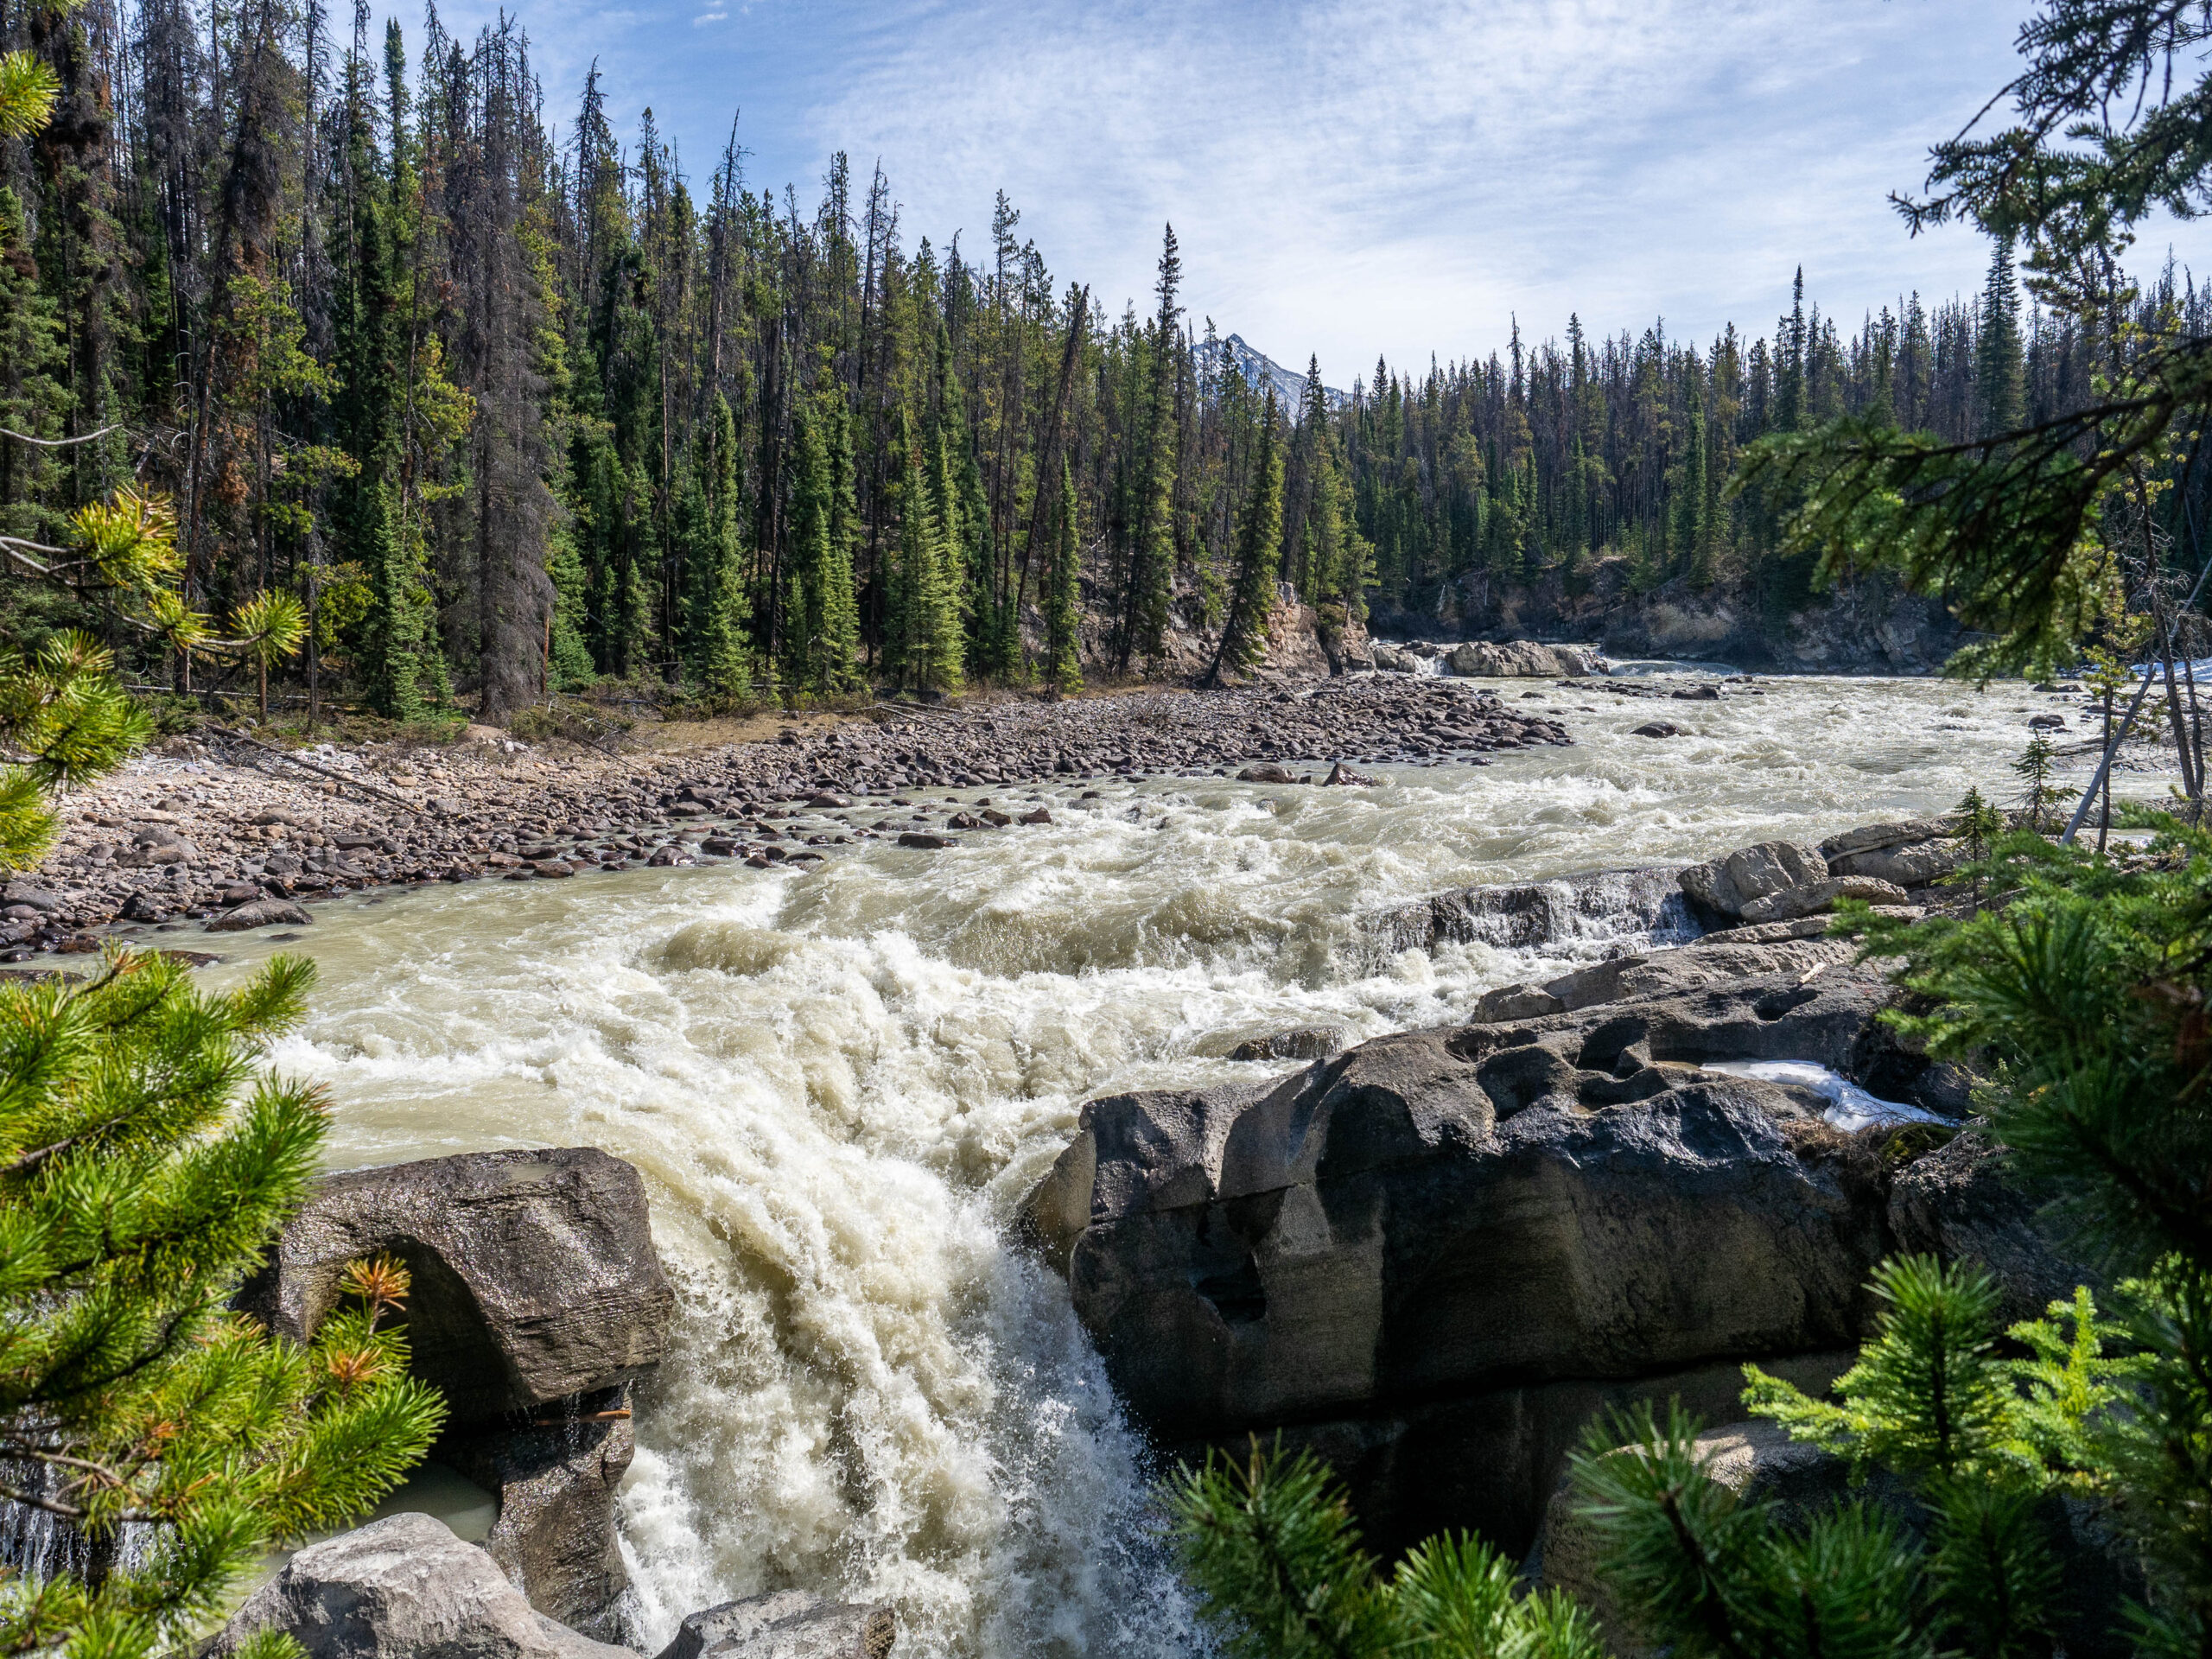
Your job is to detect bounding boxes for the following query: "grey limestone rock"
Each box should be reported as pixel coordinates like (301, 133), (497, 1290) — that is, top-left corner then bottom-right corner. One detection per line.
(207, 898), (314, 931)
(208, 1512), (630, 1659)
(1678, 840), (1826, 920)
(1036, 969), (1916, 1554)
(238, 1147), (672, 1425)
(238, 1148), (674, 1638)
(652, 1593), (895, 1659)
(1886, 1127), (2097, 1325)
(1443, 640), (1604, 677)
(1736, 874), (1910, 925)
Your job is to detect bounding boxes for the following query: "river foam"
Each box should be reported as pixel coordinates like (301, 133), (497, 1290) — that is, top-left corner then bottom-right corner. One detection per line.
(194, 673), (2135, 1658)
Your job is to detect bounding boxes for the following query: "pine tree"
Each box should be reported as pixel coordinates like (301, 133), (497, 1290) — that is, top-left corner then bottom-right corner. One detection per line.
(1203, 390), (1284, 688)
(1122, 226), (1181, 672)
(0, 950), (446, 1659)
(897, 425), (963, 697)
(2011, 733), (2061, 832)
(1974, 238), (2024, 440)
(1167, 1441), (1605, 1659)
(816, 384), (863, 693)
(1046, 453), (1083, 698)
(692, 393), (752, 704)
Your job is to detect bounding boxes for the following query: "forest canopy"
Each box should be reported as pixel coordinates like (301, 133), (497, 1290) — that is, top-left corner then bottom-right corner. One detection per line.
(1, 0), (2203, 718)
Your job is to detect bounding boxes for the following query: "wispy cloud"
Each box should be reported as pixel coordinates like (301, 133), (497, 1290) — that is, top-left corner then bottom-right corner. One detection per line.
(410, 0), (2212, 378)
(690, 10), (723, 23)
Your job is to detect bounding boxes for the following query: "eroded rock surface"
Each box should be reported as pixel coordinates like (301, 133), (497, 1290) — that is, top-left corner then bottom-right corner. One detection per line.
(210, 1512), (630, 1659)
(240, 1149), (673, 1639)
(653, 1593), (897, 1659)
(1029, 950), (2082, 1556)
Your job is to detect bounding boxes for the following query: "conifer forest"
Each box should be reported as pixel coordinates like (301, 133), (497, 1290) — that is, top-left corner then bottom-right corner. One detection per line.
(5, 0), (2212, 719)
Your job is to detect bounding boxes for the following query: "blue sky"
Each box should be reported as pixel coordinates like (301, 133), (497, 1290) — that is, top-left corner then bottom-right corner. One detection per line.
(436, 0), (2212, 383)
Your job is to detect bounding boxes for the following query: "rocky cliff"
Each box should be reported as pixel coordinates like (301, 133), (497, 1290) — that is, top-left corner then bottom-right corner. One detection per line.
(1022, 827), (2082, 1560)
(1370, 558), (1961, 672)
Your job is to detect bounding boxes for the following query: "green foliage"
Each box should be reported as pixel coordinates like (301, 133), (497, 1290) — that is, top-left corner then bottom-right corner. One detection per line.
(1045, 453), (1083, 698)
(0, 49), (59, 138)
(0, 632), (155, 872)
(2010, 734), (2063, 833)
(1166, 1440), (1605, 1659)
(1205, 390), (1286, 687)
(1743, 1257), (2023, 1481)
(1575, 1258), (2132, 1659)
(1573, 1404), (1927, 1659)
(0, 950), (443, 1659)
(1838, 811), (2212, 1649)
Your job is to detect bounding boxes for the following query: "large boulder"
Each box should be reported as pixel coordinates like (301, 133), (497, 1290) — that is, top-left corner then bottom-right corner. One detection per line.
(208, 1512), (630, 1659)
(1737, 874), (1911, 925)
(1678, 842), (1827, 920)
(1516, 938), (1859, 1015)
(1445, 640), (1605, 677)
(1831, 841), (1961, 888)
(239, 1147), (672, 1423)
(1377, 867), (1691, 958)
(444, 1404), (639, 1646)
(1818, 819), (1947, 861)
(1886, 1127), (2098, 1325)
(1030, 970), (1916, 1554)
(1819, 819), (1962, 888)
(238, 1149), (673, 1639)
(654, 1592), (897, 1659)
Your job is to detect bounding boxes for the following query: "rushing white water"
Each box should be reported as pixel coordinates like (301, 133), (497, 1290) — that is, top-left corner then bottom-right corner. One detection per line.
(1700, 1059), (1951, 1132)
(182, 672), (2145, 1659)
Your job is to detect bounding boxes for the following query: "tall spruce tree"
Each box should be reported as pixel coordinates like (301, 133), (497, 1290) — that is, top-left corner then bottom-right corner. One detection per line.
(1121, 226), (1182, 673)
(1203, 390), (1284, 688)
(1974, 237), (2024, 439)
(1046, 453), (1083, 697)
(897, 422), (963, 696)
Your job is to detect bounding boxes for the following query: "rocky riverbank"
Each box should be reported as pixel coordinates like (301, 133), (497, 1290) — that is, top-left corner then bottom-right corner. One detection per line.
(7, 677), (1570, 950)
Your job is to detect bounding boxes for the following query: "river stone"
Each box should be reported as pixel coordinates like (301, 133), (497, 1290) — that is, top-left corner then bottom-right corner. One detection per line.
(1885, 1127), (2097, 1325)
(1535, 938), (1857, 1012)
(443, 1390), (639, 1641)
(1819, 818), (1945, 861)
(1737, 875), (1910, 925)
(237, 1147), (673, 1425)
(2, 883), (62, 913)
(1469, 983), (1567, 1022)
(653, 1593), (897, 1659)
(1679, 840), (1826, 920)
(1629, 721), (1682, 738)
(208, 1512), (630, 1659)
(207, 898), (314, 931)
(1444, 640), (1602, 677)
(1830, 840), (1961, 887)
(1236, 764), (1297, 783)
(1228, 1027), (1351, 1063)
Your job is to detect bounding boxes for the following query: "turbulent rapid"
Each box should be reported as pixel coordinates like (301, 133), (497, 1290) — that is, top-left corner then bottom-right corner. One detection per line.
(194, 671), (2126, 1659)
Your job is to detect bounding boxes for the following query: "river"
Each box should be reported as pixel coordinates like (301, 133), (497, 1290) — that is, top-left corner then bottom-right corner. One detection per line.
(194, 671), (2133, 1658)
